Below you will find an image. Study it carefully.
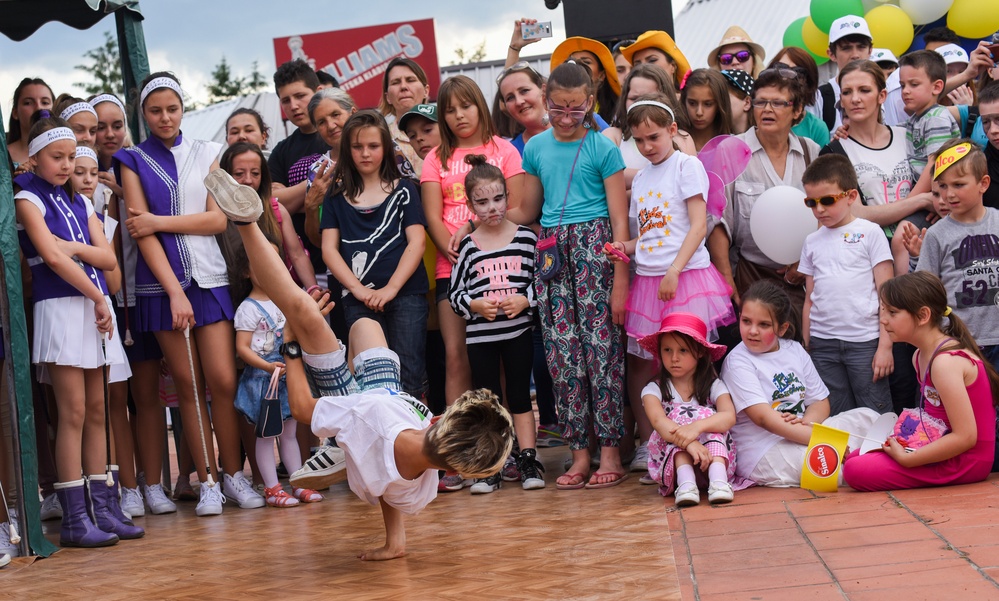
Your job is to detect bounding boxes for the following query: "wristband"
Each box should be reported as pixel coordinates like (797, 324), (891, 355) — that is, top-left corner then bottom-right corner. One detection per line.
(306, 285), (322, 295)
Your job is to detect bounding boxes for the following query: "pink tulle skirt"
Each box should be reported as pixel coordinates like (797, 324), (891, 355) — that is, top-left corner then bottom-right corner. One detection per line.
(625, 266), (735, 348)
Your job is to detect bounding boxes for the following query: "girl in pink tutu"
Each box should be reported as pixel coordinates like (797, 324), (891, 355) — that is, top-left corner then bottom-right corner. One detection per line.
(638, 313), (751, 506)
(604, 93), (735, 361)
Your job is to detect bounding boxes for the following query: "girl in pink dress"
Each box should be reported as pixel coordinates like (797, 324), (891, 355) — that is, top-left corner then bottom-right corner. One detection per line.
(638, 313), (752, 507)
(843, 272), (998, 491)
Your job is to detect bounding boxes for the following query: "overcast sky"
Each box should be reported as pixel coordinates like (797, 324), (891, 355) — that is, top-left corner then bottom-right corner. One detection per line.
(1, 1), (690, 116)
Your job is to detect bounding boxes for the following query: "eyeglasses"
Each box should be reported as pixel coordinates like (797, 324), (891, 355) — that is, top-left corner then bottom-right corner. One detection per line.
(612, 39), (636, 54)
(546, 99), (589, 122)
(760, 67), (799, 80)
(803, 191), (851, 208)
(718, 50), (752, 66)
(496, 61), (541, 85)
(751, 99), (794, 110)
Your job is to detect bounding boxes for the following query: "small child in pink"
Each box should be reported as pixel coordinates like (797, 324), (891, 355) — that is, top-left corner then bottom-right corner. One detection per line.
(638, 313), (752, 506)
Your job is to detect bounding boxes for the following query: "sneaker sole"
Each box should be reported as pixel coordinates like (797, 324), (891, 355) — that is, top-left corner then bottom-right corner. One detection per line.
(675, 497), (700, 507)
(470, 486), (500, 495)
(147, 504), (177, 515)
(290, 464), (348, 490)
(195, 506), (223, 517)
(203, 169), (263, 222)
(522, 479), (546, 490)
(225, 496), (265, 509)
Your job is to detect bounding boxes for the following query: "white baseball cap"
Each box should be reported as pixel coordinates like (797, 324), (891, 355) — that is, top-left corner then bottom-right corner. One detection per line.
(871, 48), (898, 66)
(935, 43), (969, 66)
(828, 15), (873, 45)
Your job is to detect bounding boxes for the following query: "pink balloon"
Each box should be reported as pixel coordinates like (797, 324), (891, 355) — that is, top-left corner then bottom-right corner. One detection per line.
(706, 171), (726, 218)
(698, 135), (752, 185)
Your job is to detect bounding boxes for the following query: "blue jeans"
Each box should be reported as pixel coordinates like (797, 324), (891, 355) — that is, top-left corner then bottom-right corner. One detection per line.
(809, 337), (892, 415)
(341, 293), (428, 398)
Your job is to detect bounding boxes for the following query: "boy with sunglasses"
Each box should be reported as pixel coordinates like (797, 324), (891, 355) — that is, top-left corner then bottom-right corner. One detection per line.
(812, 15), (873, 134)
(798, 154), (894, 416)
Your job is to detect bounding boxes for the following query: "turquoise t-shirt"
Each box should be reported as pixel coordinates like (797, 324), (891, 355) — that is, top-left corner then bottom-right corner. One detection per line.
(522, 129), (626, 228)
(792, 111), (831, 148)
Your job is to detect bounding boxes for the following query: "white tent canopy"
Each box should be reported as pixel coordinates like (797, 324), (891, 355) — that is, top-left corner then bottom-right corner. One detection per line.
(180, 91), (291, 149)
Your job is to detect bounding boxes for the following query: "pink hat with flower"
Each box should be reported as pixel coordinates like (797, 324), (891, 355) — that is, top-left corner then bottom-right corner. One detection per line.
(637, 312), (727, 362)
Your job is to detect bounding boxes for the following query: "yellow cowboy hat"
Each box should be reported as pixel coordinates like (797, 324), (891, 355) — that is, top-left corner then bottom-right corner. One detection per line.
(550, 37), (621, 96)
(707, 26), (766, 78)
(620, 30), (691, 88)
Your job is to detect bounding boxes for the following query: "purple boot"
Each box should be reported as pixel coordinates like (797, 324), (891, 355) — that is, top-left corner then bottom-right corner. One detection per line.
(54, 480), (118, 548)
(86, 475), (145, 540)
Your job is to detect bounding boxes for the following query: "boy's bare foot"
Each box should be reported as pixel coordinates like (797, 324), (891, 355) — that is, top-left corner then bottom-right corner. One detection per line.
(358, 544), (407, 561)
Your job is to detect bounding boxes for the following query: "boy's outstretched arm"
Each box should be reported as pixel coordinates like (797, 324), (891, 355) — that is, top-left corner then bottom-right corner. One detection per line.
(359, 498), (407, 561)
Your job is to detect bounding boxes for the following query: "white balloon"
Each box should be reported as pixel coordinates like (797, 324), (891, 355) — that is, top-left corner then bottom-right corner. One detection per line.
(899, 0), (954, 25)
(749, 185), (818, 265)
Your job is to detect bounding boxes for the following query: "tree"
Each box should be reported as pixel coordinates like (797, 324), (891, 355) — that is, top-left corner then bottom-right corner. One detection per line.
(206, 57), (269, 104)
(451, 40), (487, 66)
(74, 31), (124, 96)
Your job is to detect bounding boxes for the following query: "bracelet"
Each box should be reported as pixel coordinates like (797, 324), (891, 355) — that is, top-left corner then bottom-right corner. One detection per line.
(306, 285), (322, 295)
(669, 264), (681, 274)
(509, 44), (520, 52)
(468, 219), (476, 232)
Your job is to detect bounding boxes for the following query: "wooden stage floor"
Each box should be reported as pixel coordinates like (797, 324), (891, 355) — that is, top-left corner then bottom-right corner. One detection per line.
(3, 446), (680, 600)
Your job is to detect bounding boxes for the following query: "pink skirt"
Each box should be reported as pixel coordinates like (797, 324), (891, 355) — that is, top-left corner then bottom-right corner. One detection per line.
(625, 265), (735, 345)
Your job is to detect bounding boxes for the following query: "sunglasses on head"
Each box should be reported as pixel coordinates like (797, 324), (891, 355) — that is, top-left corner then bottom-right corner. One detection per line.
(612, 39), (636, 54)
(496, 61), (541, 85)
(760, 66), (799, 80)
(803, 190), (850, 207)
(718, 50), (752, 66)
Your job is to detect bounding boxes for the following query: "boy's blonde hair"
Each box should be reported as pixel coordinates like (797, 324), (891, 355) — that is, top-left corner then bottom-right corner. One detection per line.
(933, 137), (988, 181)
(424, 389), (514, 478)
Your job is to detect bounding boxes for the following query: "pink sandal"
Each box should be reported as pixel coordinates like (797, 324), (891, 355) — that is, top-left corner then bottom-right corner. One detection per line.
(264, 485), (299, 508)
(293, 487), (324, 503)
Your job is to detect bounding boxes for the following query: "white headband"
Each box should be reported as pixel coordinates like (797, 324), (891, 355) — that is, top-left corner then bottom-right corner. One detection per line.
(139, 77), (184, 109)
(627, 100), (675, 121)
(60, 102), (98, 122)
(89, 94), (127, 116)
(27, 127), (77, 156)
(75, 146), (98, 164)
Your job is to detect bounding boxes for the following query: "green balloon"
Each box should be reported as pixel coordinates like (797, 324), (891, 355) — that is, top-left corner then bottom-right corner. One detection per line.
(783, 17), (808, 49)
(810, 0), (865, 33)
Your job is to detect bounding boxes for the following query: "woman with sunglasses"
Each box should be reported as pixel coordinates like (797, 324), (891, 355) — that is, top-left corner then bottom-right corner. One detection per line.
(707, 26), (765, 78)
(766, 48), (829, 147)
(720, 66), (818, 333)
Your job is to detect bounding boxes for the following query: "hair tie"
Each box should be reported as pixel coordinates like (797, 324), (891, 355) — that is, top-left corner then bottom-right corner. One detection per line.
(140, 76), (184, 110)
(27, 127), (76, 156)
(89, 93), (127, 116)
(943, 306), (952, 317)
(627, 100), (675, 121)
(59, 102), (98, 122)
(39, 109), (51, 119)
(679, 69), (692, 91)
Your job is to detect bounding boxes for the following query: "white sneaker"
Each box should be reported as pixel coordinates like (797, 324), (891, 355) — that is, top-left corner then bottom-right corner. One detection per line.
(203, 169), (263, 222)
(629, 442), (650, 472)
(223, 472), (265, 509)
(39, 493), (62, 521)
(0, 522), (19, 558)
(707, 480), (734, 505)
(0, 553), (9, 568)
(290, 445), (347, 490)
(195, 482), (225, 517)
(143, 483), (178, 515)
(674, 482), (700, 507)
(120, 487), (145, 518)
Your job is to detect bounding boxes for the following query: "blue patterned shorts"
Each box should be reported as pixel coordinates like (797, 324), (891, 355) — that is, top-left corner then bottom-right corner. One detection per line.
(303, 344), (402, 397)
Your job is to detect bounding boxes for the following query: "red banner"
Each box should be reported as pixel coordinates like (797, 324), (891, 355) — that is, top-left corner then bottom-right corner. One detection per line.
(273, 19), (440, 111)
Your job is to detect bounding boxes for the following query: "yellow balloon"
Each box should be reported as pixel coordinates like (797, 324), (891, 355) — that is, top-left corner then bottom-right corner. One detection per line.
(865, 5), (914, 57)
(802, 17), (830, 58)
(948, 0), (999, 39)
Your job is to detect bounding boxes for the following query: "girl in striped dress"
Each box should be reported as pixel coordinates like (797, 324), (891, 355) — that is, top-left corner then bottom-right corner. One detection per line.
(448, 154), (544, 493)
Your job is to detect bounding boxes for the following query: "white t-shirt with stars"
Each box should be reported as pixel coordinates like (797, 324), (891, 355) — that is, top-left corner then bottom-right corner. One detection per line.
(629, 151), (711, 277)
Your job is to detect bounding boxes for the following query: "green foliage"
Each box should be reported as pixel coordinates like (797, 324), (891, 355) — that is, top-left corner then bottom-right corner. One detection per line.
(206, 57), (270, 104)
(74, 31), (124, 96)
(451, 40), (487, 66)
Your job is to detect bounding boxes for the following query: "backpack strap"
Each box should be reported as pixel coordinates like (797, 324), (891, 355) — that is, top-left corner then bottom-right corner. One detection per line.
(819, 83), (836, 131)
(797, 136), (812, 166)
(964, 104), (980, 139)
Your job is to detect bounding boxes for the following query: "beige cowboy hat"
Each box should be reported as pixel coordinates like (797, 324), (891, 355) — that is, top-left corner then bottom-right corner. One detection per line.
(707, 26), (766, 78)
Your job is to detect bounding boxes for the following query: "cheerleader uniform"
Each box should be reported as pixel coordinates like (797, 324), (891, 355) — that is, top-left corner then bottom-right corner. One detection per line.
(113, 134), (232, 329)
(14, 173), (129, 376)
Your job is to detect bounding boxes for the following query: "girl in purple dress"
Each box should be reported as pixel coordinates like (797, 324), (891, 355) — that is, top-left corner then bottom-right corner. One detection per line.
(114, 72), (263, 516)
(15, 116), (139, 547)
